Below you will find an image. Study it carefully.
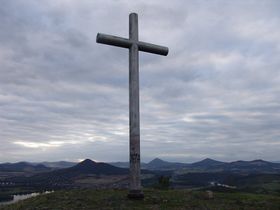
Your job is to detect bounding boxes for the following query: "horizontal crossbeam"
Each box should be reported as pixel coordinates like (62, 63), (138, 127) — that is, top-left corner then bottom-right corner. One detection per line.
(96, 33), (168, 56)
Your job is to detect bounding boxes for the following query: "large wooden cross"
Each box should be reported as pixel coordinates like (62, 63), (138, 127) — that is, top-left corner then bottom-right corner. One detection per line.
(96, 13), (168, 199)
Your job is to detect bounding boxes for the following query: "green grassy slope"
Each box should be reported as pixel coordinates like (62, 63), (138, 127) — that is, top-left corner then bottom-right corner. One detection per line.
(1, 189), (280, 210)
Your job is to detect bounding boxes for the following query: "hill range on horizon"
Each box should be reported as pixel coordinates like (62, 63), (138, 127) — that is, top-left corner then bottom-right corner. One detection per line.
(1, 157), (280, 165)
(1, 158), (279, 190)
(1, 158), (280, 209)
(1, 157), (280, 173)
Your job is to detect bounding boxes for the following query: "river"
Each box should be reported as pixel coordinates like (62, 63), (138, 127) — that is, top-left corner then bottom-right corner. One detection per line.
(0, 191), (53, 206)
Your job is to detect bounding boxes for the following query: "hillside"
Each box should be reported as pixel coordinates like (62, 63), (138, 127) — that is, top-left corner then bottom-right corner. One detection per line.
(145, 158), (188, 170)
(1, 189), (280, 210)
(0, 162), (50, 173)
(3, 158), (280, 173)
(172, 172), (280, 193)
(2, 158), (280, 199)
(190, 158), (225, 168)
(7, 159), (130, 186)
(111, 158), (280, 172)
(38, 161), (76, 168)
(181, 158), (280, 173)
(67, 159), (129, 175)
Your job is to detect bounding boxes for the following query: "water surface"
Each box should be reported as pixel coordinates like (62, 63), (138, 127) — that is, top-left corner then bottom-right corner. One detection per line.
(0, 191), (53, 206)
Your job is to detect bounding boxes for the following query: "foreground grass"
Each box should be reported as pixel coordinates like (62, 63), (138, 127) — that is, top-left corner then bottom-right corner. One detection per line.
(1, 189), (280, 210)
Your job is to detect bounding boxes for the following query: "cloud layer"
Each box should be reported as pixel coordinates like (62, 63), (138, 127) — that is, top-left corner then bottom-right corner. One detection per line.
(0, 0), (279, 162)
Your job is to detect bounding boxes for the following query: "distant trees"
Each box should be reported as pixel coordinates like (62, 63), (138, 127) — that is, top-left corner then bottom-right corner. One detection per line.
(156, 176), (170, 190)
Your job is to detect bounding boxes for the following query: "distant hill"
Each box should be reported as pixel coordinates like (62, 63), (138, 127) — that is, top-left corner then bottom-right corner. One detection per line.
(2, 158), (280, 175)
(190, 158), (225, 168)
(182, 158), (280, 173)
(109, 161), (129, 168)
(38, 161), (77, 168)
(110, 158), (189, 170)
(146, 158), (170, 168)
(3, 158), (280, 197)
(223, 159), (280, 173)
(0, 162), (51, 172)
(66, 159), (129, 175)
(6, 159), (155, 188)
(110, 158), (280, 173)
(144, 158), (189, 170)
(7, 159), (131, 186)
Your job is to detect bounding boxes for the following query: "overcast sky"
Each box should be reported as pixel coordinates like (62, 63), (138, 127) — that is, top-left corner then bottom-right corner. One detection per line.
(0, 0), (279, 163)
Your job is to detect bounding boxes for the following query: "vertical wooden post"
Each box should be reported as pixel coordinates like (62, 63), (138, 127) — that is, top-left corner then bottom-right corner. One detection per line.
(128, 13), (144, 199)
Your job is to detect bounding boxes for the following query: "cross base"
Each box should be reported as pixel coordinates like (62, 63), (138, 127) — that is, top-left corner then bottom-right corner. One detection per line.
(127, 190), (144, 200)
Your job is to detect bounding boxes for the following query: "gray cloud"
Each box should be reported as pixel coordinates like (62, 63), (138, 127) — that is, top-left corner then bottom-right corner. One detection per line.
(0, 0), (279, 163)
